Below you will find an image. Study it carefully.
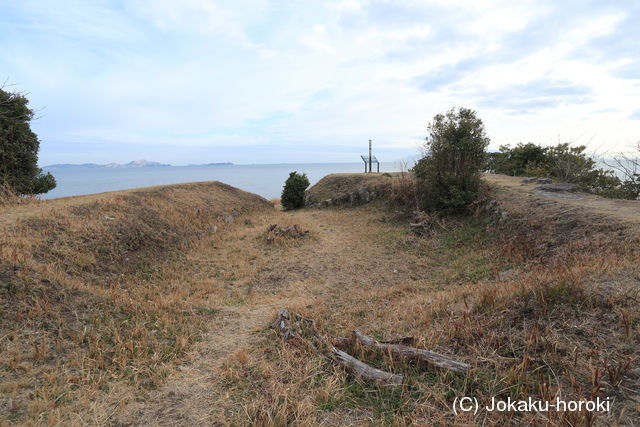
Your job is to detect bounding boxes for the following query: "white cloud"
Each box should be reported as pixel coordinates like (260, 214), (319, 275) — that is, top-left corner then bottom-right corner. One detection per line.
(1, 0), (639, 164)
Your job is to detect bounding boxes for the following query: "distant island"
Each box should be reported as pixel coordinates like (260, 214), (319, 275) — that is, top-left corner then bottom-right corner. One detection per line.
(44, 160), (234, 169)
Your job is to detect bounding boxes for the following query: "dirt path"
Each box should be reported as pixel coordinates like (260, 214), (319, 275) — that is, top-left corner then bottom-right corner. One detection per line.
(484, 174), (640, 224)
(115, 205), (427, 426)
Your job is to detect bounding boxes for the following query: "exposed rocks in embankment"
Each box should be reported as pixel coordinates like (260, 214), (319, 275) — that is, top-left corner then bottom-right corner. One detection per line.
(304, 173), (393, 208)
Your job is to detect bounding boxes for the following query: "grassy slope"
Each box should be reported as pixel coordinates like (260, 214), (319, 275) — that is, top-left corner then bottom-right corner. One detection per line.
(0, 182), (271, 425)
(120, 179), (638, 426)
(2, 177), (639, 425)
(304, 173), (396, 203)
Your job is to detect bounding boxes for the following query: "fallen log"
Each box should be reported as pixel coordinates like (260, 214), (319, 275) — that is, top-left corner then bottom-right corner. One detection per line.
(272, 309), (403, 385)
(330, 347), (403, 385)
(352, 330), (470, 375)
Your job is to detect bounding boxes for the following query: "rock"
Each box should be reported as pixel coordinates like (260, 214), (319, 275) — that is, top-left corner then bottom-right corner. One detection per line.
(356, 187), (371, 203)
(349, 192), (358, 205)
(523, 177), (552, 184)
(304, 193), (317, 207)
(210, 225), (218, 233)
(224, 211), (239, 223)
(536, 183), (579, 192)
(335, 193), (350, 204)
(308, 185), (377, 209)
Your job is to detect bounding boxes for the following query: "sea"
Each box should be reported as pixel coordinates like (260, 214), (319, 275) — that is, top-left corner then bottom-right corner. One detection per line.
(41, 162), (405, 200)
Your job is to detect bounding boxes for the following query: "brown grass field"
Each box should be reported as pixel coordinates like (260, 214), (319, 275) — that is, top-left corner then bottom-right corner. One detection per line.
(1, 176), (639, 425)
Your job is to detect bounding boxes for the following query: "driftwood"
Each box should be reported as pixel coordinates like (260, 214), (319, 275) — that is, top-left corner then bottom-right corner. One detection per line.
(272, 309), (403, 385)
(352, 330), (470, 375)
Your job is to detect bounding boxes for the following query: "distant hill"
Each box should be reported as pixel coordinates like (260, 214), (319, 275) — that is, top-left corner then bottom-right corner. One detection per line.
(188, 162), (234, 166)
(44, 160), (234, 169)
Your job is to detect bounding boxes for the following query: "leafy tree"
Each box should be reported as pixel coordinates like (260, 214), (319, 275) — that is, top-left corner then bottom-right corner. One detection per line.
(414, 107), (489, 212)
(0, 87), (56, 195)
(487, 143), (547, 176)
(281, 171), (310, 210)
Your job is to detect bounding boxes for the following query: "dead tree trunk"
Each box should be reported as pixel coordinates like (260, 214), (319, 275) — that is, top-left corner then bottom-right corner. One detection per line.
(352, 330), (470, 375)
(272, 309), (403, 385)
(330, 347), (403, 385)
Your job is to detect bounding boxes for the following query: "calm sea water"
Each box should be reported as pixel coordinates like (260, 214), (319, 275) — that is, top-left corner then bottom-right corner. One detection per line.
(42, 162), (403, 200)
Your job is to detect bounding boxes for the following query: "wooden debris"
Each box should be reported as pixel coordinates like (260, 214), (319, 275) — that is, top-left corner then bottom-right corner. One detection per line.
(409, 211), (447, 234)
(330, 347), (403, 385)
(271, 308), (298, 340)
(272, 308), (404, 385)
(352, 330), (470, 375)
(266, 224), (309, 243)
(272, 309), (470, 384)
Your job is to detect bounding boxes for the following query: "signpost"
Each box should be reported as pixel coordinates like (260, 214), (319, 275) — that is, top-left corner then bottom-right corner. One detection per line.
(361, 139), (379, 172)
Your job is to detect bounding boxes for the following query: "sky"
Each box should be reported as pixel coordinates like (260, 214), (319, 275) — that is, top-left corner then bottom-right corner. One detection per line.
(1, 0), (639, 165)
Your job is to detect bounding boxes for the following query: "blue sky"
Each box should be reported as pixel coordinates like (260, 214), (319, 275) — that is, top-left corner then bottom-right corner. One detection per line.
(1, 0), (638, 165)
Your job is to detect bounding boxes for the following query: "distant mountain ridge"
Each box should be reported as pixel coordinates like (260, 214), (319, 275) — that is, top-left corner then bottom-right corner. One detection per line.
(44, 160), (234, 169)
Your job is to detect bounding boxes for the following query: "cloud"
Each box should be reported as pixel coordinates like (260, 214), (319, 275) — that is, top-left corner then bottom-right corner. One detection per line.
(1, 0), (639, 164)
(414, 57), (487, 91)
(475, 80), (592, 114)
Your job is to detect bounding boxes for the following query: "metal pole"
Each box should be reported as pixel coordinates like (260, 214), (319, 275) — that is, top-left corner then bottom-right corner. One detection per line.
(369, 140), (372, 173)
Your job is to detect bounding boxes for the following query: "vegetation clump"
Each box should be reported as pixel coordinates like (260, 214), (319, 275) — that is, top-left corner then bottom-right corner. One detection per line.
(0, 86), (56, 195)
(413, 107), (489, 212)
(281, 171), (310, 210)
(488, 142), (640, 199)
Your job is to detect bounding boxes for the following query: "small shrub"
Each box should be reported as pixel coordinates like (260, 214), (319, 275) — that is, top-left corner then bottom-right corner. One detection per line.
(414, 107), (489, 212)
(281, 171), (310, 210)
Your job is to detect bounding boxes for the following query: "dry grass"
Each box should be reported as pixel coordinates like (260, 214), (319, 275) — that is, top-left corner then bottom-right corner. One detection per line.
(305, 173), (396, 204)
(0, 182), (271, 425)
(0, 182), (40, 214)
(2, 178), (639, 425)
(208, 195), (639, 426)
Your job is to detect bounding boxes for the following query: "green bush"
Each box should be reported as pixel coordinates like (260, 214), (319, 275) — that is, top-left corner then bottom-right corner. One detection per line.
(414, 107), (489, 212)
(0, 87), (56, 195)
(486, 142), (631, 197)
(487, 143), (546, 176)
(281, 171), (310, 210)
